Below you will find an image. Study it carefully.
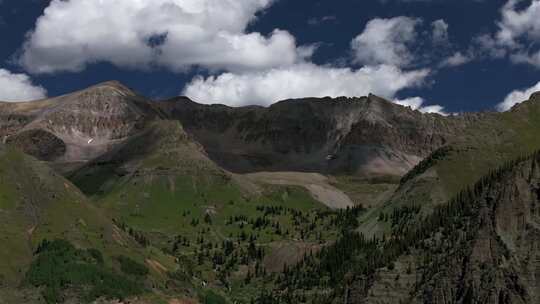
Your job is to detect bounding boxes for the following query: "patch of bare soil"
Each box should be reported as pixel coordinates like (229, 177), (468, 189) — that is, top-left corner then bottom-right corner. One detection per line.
(111, 224), (127, 247)
(145, 259), (168, 276)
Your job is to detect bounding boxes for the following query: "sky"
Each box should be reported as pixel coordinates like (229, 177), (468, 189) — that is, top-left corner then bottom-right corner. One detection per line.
(1, 0), (540, 114)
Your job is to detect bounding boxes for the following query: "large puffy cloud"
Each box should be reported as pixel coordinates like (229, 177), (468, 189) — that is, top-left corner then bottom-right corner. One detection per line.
(20, 0), (303, 73)
(0, 69), (47, 102)
(20, 3), (441, 111)
(496, 81), (540, 111)
(351, 17), (421, 67)
(352, 16), (470, 70)
(496, 0), (540, 47)
(183, 63), (430, 107)
(479, 0), (540, 67)
(183, 15), (445, 110)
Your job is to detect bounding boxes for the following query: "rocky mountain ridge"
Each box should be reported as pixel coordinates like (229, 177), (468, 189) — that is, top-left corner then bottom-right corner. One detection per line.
(1, 81), (530, 179)
(147, 90), (485, 176)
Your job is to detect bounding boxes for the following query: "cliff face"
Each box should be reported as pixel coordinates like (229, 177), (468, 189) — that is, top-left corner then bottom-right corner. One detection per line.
(350, 154), (540, 304)
(157, 94), (480, 177)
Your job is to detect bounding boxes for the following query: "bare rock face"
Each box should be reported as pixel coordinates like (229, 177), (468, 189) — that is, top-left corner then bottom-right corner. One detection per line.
(156, 94), (480, 177)
(0, 81), (161, 170)
(6, 129), (66, 161)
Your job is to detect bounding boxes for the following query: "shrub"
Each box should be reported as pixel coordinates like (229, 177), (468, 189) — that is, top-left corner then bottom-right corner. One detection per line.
(25, 239), (144, 304)
(116, 255), (149, 276)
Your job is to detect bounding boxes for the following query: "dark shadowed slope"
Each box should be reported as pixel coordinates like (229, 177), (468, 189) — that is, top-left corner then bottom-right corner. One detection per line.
(156, 94), (481, 177)
(350, 151), (540, 304)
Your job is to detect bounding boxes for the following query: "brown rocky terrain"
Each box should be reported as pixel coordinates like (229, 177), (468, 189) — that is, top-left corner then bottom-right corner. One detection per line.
(0, 81), (162, 172)
(0, 81), (487, 180)
(156, 94), (483, 177)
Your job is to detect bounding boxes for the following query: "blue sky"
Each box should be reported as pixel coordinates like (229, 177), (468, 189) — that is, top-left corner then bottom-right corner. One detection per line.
(1, 0), (540, 113)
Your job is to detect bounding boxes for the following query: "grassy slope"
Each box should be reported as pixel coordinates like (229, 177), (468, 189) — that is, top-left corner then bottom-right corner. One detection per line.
(67, 100), (540, 301)
(7, 96), (540, 302)
(72, 120), (329, 240)
(358, 97), (540, 238)
(434, 101), (540, 198)
(70, 120), (335, 302)
(0, 145), (176, 303)
(0, 145), (91, 284)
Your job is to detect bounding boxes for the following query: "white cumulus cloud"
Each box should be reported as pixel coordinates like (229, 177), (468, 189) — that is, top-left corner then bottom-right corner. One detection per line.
(394, 96), (447, 115)
(419, 104), (447, 115)
(496, 0), (540, 48)
(183, 63), (429, 107)
(439, 52), (473, 67)
(0, 69), (47, 102)
(183, 15), (437, 109)
(20, 4), (440, 112)
(497, 81), (540, 111)
(394, 96), (424, 110)
(479, 0), (540, 68)
(351, 17), (422, 67)
(19, 0), (304, 74)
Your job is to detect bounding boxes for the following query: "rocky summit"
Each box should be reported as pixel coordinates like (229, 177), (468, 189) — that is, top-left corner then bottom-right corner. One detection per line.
(1, 81), (161, 171)
(1, 81), (540, 304)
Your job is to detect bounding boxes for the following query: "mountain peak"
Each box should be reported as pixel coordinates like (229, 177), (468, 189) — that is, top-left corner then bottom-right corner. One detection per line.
(91, 80), (127, 88)
(1, 80), (158, 167)
(83, 80), (136, 97)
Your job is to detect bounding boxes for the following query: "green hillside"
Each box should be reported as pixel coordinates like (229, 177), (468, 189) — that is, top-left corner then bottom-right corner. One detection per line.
(68, 120), (359, 303)
(0, 145), (177, 303)
(356, 96), (540, 239)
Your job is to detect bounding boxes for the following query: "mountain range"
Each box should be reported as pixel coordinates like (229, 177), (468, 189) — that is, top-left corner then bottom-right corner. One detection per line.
(0, 81), (539, 304)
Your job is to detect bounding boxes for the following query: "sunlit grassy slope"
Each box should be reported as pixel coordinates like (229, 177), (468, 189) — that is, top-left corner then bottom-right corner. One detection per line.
(68, 120), (337, 302)
(359, 96), (540, 238)
(0, 145), (178, 303)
